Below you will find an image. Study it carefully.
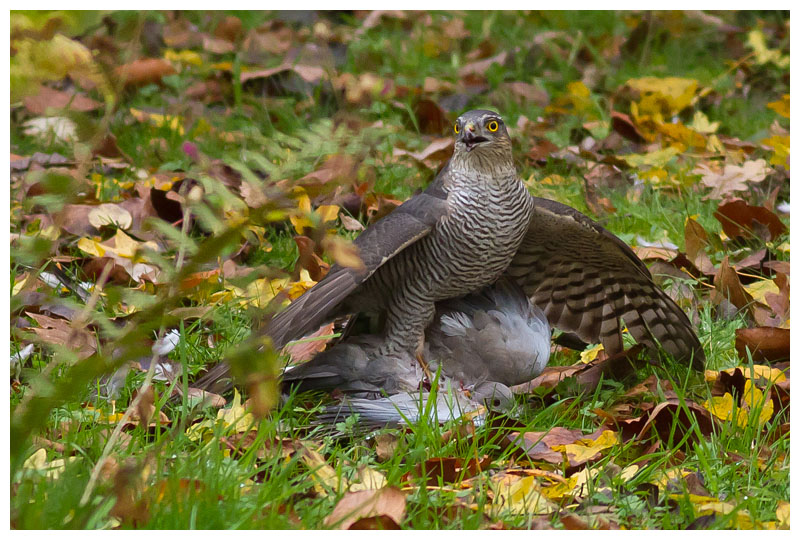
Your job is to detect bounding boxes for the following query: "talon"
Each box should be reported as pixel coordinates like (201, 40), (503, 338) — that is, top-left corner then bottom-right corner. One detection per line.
(416, 350), (433, 383)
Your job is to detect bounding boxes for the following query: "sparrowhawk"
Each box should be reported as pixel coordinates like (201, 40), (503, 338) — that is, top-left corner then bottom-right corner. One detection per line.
(195, 109), (704, 396)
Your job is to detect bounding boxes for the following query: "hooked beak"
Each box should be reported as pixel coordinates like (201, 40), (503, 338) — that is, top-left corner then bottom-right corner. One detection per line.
(462, 123), (488, 151)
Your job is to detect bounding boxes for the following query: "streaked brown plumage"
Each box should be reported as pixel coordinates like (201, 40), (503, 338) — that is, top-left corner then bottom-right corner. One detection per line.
(194, 109), (704, 397)
(265, 110), (534, 362)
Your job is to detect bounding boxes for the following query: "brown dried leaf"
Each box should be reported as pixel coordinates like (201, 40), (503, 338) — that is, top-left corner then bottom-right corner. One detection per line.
(214, 15), (243, 42)
(499, 81), (549, 108)
(127, 386), (170, 428)
(339, 213), (364, 232)
(458, 51), (508, 79)
(23, 85), (102, 115)
(511, 365), (585, 394)
(714, 199), (787, 242)
(324, 486), (406, 530)
(116, 58), (176, 88)
(414, 98), (449, 135)
(712, 256), (753, 316)
(293, 235), (329, 282)
(683, 218), (716, 275)
(372, 433), (399, 463)
(26, 312), (96, 359)
(410, 456), (492, 486)
(240, 63), (326, 85)
(393, 137), (454, 166)
(735, 327), (790, 363)
(507, 427), (585, 465)
(618, 398), (715, 448)
(283, 322), (336, 365)
(610, 111), (646, 143)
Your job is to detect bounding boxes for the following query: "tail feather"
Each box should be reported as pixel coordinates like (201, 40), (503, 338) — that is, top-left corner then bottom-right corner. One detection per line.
(263, 270), (360, 349)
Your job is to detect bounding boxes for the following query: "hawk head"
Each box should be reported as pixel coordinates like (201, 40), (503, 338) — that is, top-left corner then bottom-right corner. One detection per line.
(452, 109), (513, 174)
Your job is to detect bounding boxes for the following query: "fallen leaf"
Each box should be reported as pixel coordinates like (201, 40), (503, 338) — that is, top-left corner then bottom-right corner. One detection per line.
(712, 256), (753, 317)
(116, 58), (176, 87)
(88, 203), (133, 230)
(26, 311), (96, 359)
(324, 486), (406, 529)
(22, 116), (77, 141)
(490, 475), (556, 516)
(735, 328), (790, 363)
(458, 51), (508, 79)
(714, 199), (787, 242)
(694, 159), (771, 200)
(22, 85), (102, 115)
(414, 99), (449, 135)
(684, 218), (716, 275)
(283, 322), (336, 364)
(393, 137), (454, 166)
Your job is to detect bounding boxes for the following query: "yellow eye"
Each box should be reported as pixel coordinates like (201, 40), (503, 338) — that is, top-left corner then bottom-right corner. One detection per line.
(454, 123), (460, 134)
(487, 120), (499, 132)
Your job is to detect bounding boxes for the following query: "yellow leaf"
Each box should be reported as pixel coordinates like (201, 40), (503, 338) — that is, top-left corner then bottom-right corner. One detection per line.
(627, 76), (698, 116)
(301, 445), (346, 494)
(23, 448), (47, 470)
(129, 108), (185, 135)
(491, 475), (555, 515)
(761, 134), (790, 169)
(88, 203), (133, 230)
(546, 81), (594, 117)
(210, 61), (234, 71)
(22, 448), (80, 481)
(721, 365), (786, 384)
(321, 235), (365, 271)
(77, 237), (106, 257)
(113, 229), (140, 258)
(620, 146), (681, 169)
(746, 30), (789, 68)
(619, 464), (639, 482)
(579, 343), (604, 363)
(656, 122), (706, 149)
(539, 174), (569, 185)
(289, 214), (312, 235)
(743, 279), (780, 305)
(564, 467), (600, 498)
(218, 389), (256, 433)
(349, 465), (387, 492)
(296, 193), (311, 214)
(743, 380), (773, 426)
(539, 474), (576, 501)
(696, 500), (736, 515)
(689, 111), (720, 134)
(776, 501), (789, 528)
(163, 48), (202, 66)
(767, 94), (790, 118)
(703, 392), (735, 422)
(553, 430), (618, 464)
(317, 204), (340, 223)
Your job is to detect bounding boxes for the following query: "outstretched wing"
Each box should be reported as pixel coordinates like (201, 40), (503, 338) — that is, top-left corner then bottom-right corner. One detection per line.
(503, 197), (704, 367)
(263, 175), (450, 349)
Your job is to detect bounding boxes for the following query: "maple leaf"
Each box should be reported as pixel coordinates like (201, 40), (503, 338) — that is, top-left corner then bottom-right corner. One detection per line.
(693, 159), (771, 200)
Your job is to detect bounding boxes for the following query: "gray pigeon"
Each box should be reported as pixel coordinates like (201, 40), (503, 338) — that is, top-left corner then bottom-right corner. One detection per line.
(283, 280), (548, 428)
(312, 381), (514, 430)
(281, 279), (551, 396)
